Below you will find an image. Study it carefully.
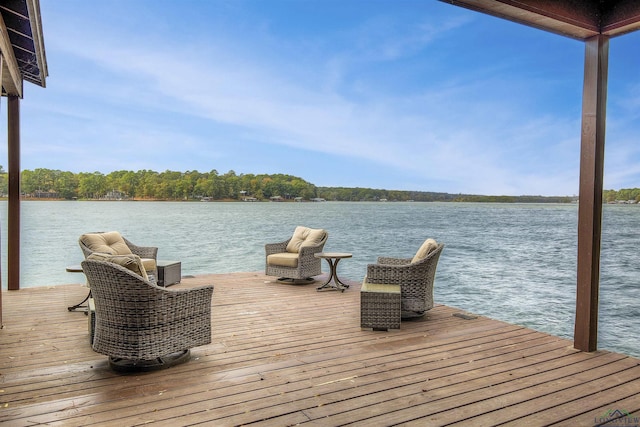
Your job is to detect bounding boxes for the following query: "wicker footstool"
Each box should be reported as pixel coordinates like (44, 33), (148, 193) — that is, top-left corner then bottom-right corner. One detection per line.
(360, 282), (401, 331)
(157, 260), (181, 287)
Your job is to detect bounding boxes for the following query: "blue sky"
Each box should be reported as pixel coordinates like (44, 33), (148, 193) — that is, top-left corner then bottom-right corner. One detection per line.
(7, 0), (640, 196)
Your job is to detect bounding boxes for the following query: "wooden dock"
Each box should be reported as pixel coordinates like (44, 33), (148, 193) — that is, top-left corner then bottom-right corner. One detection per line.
(1, 272), (639, 426)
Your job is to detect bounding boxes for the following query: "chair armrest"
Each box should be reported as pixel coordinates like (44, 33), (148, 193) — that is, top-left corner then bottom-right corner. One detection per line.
(265, 239), (290, 256)
(377, 257), (412, 266)
(365, 260), (416, 285)
(158, 285), (214, 319)
(297, 242), (327, 266)
(153, 284), (214, 348)
(161, 283), (214, 296)
(298, 242), (326, 257)
(124, 238), (158, 260)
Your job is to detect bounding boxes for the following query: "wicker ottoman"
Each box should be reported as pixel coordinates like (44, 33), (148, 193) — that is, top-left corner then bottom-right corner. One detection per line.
(157, 260), (181, 287)
(360, 282), (401, 331)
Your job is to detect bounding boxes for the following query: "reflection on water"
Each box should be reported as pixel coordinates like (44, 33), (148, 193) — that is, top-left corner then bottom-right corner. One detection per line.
(1, 200), (638, 357)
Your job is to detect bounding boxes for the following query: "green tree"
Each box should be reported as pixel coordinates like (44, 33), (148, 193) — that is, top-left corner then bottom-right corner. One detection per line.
(137, 170), (160, 199)
(77, 172), (107, 199)
(0, 168), (7, 196)
(21, 169), (38, 195)
(53, 171), (78, 199)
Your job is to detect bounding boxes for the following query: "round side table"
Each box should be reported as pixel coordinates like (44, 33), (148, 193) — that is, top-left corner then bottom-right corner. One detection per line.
(66, 264), (89, 312)
(314, 252), (352, 292)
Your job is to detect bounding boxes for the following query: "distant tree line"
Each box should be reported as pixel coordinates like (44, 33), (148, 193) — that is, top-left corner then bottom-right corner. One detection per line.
(603, 188), (640, 203)
(0, 166), (623, 203)
(0, 168), (320, 201)
(315, 187), (460, 202)
(451, 194), (574, 203)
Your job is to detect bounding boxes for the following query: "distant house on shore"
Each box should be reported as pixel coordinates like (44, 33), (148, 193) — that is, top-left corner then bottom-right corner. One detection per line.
(610, 200), (638, 204)
(33, 190), (59, 199)
(102, 190), (127, 201)
(270, 196), (284, 202)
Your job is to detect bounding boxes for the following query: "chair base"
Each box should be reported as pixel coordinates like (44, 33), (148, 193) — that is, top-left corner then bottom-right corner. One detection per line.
(109, 349), (191, 373)
(275, 277), (315, 285)
(402, 310), (426, 319)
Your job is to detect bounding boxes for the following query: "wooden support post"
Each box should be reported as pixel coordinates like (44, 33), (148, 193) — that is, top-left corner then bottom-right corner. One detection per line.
(574, 35), (609, 352)
(8, 95), (20, 291)
(0, 56), (3, 327)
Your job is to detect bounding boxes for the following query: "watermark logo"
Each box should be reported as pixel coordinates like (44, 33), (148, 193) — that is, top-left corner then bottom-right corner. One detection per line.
(595, 409), (639, 426)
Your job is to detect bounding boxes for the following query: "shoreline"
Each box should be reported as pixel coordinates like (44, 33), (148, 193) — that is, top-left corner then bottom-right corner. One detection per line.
(3, 197), (582, 204)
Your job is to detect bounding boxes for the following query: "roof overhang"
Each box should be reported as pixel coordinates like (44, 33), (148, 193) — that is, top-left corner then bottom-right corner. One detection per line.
(0, 0), (48, 97)
(440, 0), (640, 40)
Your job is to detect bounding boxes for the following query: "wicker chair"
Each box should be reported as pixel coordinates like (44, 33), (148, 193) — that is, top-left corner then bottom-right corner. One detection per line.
(265, 226), (328, 283)
(364, 240), (444, 319)
(79, 231), (158, 281)
(81, 259), (214, 372)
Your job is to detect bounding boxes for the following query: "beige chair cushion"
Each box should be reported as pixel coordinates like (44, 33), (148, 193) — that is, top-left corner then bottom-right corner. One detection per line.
(141, 258), (156, 273)
(80, 231), (131, 256)
(87, 252), (149, 281)
(412, 238), (438, 263)
(267, 252), (299, 268)
(285, 226), (326, 253)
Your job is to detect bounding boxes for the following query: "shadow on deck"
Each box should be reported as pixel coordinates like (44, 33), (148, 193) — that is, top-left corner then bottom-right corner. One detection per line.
(1, 272), (639, 426)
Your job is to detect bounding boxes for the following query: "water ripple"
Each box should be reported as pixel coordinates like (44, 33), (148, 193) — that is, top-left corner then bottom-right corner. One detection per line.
(2, 201), (638, 358)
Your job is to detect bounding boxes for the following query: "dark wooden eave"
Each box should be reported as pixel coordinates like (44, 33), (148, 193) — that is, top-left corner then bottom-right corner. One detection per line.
(441, 0), (640, 40)
(0, 0), (47, 96)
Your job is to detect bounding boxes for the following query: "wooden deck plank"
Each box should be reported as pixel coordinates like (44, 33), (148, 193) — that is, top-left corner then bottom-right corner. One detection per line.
(506, 379), (640, 426)
(120, 334), (567, 426)
(11, 328), (544, 424)
(289, 349), (620, 426)
(1, 272), (640, 426)
(433, 361), (640, 426)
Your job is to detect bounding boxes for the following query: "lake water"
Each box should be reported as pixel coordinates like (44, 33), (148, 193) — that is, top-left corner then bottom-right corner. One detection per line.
(1, 200), (638, 358)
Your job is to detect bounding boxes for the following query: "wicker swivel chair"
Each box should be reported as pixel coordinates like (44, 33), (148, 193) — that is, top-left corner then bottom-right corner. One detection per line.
(79, 231), (158, 281)
(81, 259), (214, 372)
(265, 226), (328, 283)
(364, 239), (444, 319)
